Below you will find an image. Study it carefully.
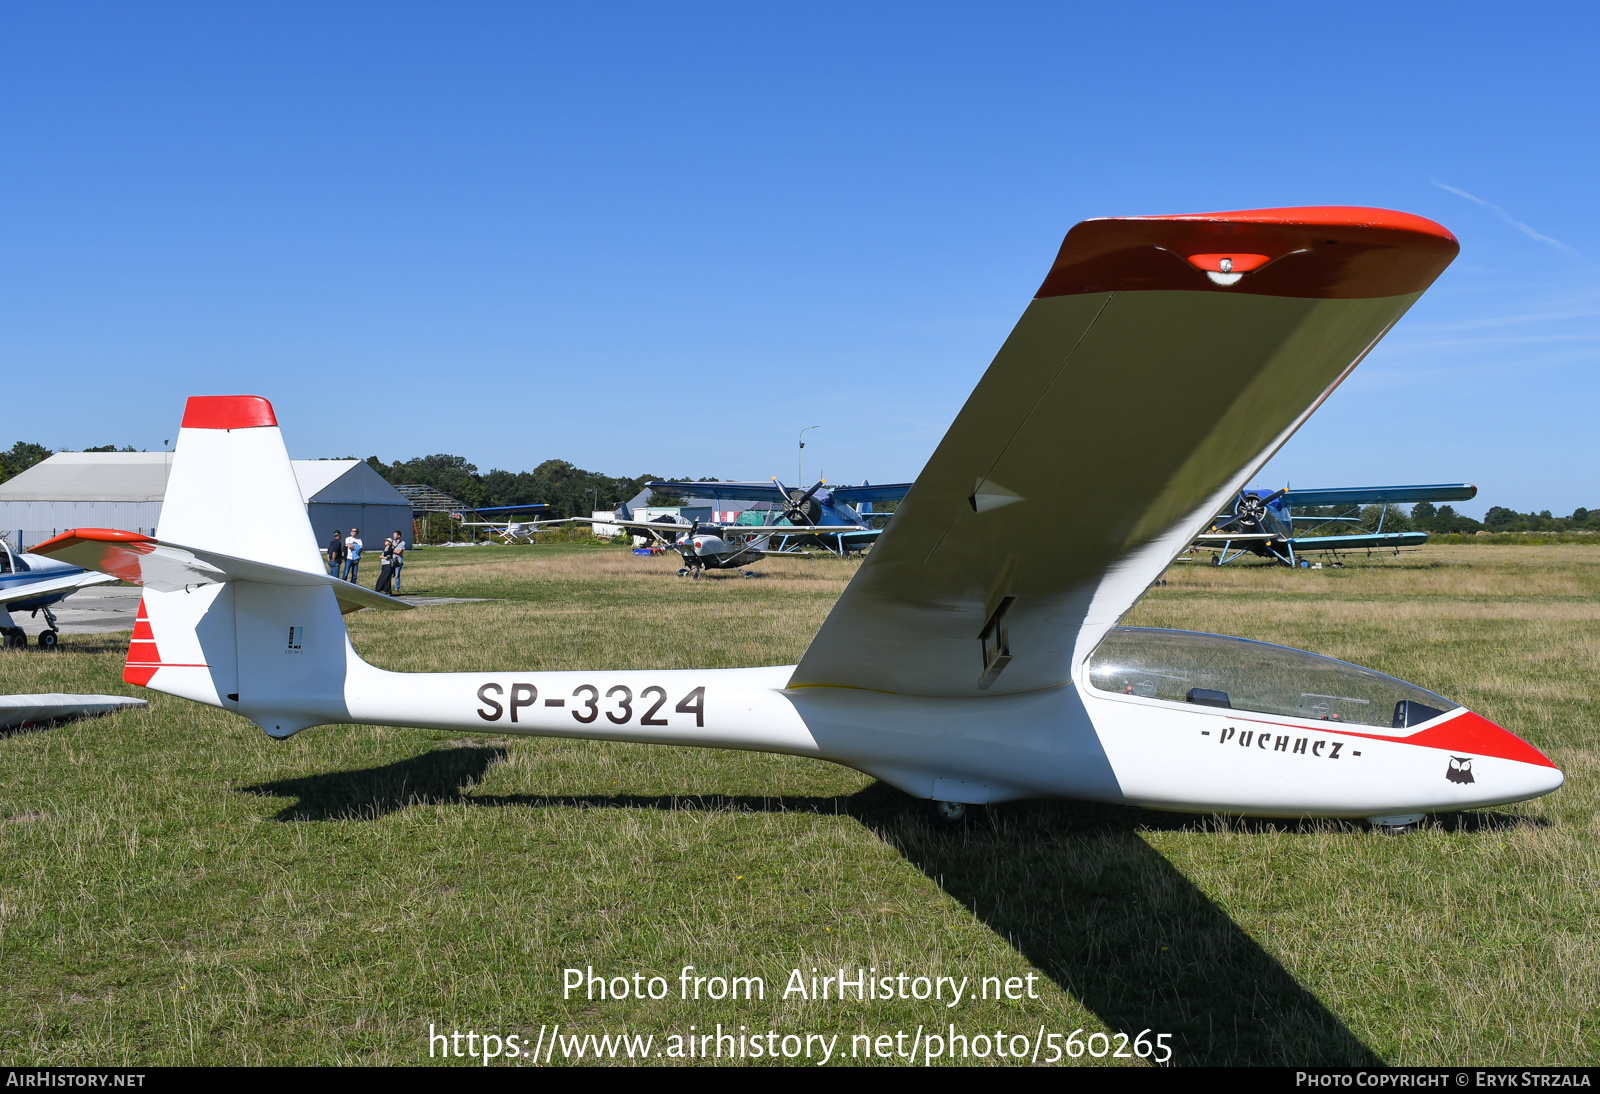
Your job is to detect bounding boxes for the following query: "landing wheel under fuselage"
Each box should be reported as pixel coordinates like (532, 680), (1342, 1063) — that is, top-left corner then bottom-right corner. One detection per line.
(37, 630), (59, 650)
(1, 628), (27, 650)
(1368, 813), (1424, 834)
(927, 799), (982, 829)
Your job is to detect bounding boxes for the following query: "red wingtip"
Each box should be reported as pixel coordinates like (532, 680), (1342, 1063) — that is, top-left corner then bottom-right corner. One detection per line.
(1037, 206), (1460, 300)
(181, 395), (278, 430)
(1130, 206), (1457, 245)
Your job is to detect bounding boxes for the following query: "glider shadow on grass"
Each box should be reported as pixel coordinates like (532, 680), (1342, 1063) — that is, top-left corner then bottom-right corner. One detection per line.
(242, 746), (1398, 1065)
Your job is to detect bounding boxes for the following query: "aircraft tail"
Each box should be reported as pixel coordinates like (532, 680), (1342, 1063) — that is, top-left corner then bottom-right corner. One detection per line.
(132, 396), (355, 737)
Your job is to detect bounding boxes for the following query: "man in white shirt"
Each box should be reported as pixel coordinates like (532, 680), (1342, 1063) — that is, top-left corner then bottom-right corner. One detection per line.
(343, 528), (363, 583)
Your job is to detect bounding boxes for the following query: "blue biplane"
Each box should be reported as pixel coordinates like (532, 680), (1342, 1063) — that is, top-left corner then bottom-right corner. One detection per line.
(632, 478), (913, 556)
(1194, 483), (1478, 566)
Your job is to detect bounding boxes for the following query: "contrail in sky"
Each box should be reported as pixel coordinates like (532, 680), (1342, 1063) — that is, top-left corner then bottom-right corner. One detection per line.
(1432, 179), (1583, 259)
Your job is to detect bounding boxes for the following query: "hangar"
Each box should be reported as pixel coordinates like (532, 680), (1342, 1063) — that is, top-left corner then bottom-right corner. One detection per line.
(0, 453), (412, 549)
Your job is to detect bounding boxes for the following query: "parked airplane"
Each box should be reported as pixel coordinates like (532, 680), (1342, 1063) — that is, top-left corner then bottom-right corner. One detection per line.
(35, 207), (1563, 830)
(593, 513), (868, 577)
(0, 537), (116, 649)
(460, 504), (550, 543)
(1195, 483), (1479, 565)
(638, 479), (912, 555)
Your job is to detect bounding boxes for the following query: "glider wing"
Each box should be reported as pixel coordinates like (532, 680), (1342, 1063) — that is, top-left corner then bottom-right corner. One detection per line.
(789, 207), (1458, 697)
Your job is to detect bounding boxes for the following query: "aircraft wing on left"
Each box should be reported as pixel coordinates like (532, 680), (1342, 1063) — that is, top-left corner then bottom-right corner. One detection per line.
(646, 481), (791, 503)
(0, 570), (116, 605)
(1287, 531), (1429, 551)
(830, 484), (913, 506)
(532, 516), (871, 534)
(32, 529), (411, 614)
(1280, 484), (1477, 507)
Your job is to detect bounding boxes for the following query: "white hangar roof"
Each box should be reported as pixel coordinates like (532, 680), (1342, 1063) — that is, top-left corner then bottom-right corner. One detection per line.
(0, 452), (171, 502)
(291, 460), (410, 505)
(0, 453), (409, 507)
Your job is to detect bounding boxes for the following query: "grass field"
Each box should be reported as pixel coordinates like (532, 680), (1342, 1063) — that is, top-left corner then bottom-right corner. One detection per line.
(1, 543), (1596, 1066)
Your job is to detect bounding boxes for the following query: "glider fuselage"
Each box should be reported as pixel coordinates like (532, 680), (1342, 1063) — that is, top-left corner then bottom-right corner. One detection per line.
(214, 636), (1558, 821)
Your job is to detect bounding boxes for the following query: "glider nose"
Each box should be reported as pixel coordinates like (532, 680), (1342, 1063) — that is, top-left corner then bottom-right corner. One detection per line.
(1434, 709), (1563, 800)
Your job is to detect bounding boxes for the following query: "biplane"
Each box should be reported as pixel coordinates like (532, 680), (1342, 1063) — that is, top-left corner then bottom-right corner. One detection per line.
(1196, 483), (1479, 565)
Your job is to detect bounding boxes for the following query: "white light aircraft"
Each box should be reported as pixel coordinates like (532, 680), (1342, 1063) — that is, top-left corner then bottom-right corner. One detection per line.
(459, 505), (551, 543)
(35, 207), (1563, 828)
(0, 538), (117, 649)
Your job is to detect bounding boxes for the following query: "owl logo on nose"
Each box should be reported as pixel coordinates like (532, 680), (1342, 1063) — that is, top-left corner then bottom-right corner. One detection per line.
(1446, 756), (1475, 784)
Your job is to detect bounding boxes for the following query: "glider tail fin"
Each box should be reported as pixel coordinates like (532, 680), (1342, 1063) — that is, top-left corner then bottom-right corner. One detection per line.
(158, 396), (323, 571)
(139, 396), (354, 737)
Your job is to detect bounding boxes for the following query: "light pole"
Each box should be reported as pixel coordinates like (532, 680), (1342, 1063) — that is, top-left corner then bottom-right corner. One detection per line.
(798, 425), (819, 486)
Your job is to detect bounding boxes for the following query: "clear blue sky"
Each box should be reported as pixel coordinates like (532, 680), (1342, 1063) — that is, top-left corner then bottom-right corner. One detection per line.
(4, 3), (1595, 517)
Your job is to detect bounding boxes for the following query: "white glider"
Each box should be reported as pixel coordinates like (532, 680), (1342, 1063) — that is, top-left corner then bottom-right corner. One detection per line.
(35, 207), (1562, 826)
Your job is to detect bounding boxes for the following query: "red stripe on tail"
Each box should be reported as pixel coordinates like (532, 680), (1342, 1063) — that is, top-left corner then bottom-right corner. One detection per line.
(124, 597), (159, 687)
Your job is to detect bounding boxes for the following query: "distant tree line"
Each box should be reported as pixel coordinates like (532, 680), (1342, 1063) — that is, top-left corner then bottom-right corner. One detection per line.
(363, 453), (720, 520)
(1292, 501), (1600, 536)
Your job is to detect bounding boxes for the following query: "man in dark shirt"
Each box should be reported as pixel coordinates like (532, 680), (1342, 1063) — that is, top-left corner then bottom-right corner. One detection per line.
(326, 529), (345, 578)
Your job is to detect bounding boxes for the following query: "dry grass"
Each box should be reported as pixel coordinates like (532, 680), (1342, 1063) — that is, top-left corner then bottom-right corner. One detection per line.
(0, 541), (1596, 1065)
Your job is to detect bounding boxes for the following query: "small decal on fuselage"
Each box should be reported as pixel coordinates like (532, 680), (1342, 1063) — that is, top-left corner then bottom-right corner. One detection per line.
(1446, 755), (1475, 784)
(286, 626), (303, 653)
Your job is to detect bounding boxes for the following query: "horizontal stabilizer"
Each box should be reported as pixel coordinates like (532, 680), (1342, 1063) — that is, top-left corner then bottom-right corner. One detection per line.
(31, 529), (411, 614)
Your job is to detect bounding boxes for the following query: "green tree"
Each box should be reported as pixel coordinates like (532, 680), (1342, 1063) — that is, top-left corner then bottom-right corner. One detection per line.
(1360, 503), (1411, 533)
(367, 450), (671, 521)
(0, 441), (51, 485)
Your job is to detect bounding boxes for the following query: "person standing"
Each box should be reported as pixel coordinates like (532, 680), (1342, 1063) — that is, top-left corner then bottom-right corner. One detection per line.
(390, 530), (406, 594)
(343, 527), (363, 583)
(326, 528), (345, 578)
(374, 535), (395, 594)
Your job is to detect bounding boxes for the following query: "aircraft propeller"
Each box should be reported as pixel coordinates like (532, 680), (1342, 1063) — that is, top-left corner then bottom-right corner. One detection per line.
(1213, 487), (1289, 532)
(773, 479), (827, 526)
